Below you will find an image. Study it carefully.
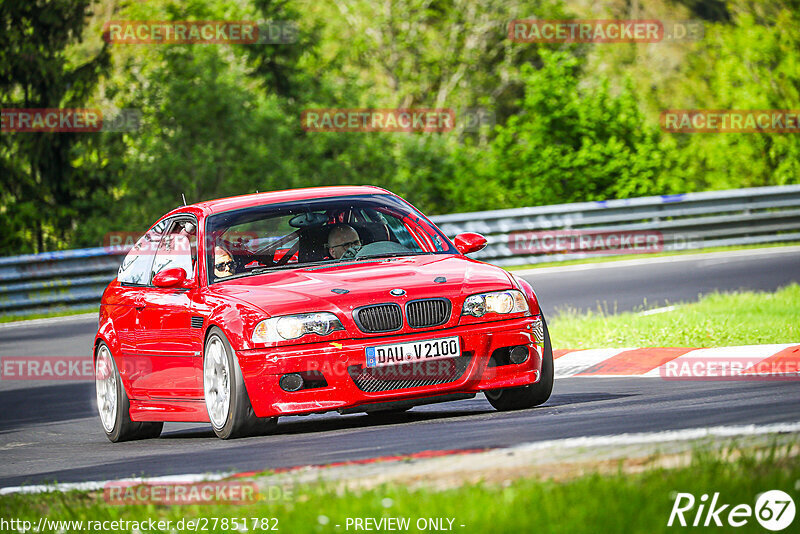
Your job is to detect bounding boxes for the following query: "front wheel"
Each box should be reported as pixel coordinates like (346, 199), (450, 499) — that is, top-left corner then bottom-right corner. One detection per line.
(95, 343), (163, 442)
(203, 327), (277, 439)
(485, 316), (554, 411)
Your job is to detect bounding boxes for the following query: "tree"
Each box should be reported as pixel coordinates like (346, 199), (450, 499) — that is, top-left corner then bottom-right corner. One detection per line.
(447, 51), (674, 211)
(0, 0), (111, 253)
(297, 0), (573, 134)
(664, 3), (800, 190)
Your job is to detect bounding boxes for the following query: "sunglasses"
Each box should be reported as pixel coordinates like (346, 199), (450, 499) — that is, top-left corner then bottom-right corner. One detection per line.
(215, 260), (235, 272)
(331, 239), (361, 250)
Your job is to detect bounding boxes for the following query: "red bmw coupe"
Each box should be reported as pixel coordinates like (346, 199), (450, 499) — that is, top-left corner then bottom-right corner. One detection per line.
(94, 186), (553, 441)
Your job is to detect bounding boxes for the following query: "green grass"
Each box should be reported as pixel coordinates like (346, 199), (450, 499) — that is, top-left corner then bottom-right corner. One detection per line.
(505, 241), (800, 271)
(0, 307), (98, 324)
(549, 284), (800, 349)
(3, 243), (797, 325)
(0, 446), (797, 533)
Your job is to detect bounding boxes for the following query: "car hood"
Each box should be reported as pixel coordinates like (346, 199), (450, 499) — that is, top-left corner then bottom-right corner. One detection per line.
(208, 254), (515, 317)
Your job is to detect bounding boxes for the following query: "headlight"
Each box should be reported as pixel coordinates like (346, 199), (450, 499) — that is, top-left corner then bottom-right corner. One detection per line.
(252, 313), (344, 344)
(462, 290), (529, 317)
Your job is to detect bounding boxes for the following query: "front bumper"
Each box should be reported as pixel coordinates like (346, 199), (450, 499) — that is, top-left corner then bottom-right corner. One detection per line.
(237, 316), (542, 418)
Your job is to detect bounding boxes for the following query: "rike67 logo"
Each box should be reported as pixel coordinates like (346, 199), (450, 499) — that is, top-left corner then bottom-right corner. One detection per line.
(668, 490), (795, 531)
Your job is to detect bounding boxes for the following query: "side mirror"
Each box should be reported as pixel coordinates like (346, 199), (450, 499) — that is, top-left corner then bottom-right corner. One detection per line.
(152, 268), (188, 288)
(454, 232), (487, 255)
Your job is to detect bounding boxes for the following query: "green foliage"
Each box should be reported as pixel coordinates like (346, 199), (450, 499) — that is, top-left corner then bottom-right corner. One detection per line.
(295, 0), (572, 125)
(1, 0), (799, 254)
(549, 283), (800, 349)
(666, 5), (800, 190)
(448, 51), (675, 211)
(0, 0), (111, 253)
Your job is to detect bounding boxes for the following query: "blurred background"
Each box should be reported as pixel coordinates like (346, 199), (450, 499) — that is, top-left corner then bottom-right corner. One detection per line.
(1, 0), (798, 256)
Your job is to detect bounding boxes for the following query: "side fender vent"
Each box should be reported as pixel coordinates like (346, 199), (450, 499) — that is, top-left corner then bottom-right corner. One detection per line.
(191, 316), (205, 329)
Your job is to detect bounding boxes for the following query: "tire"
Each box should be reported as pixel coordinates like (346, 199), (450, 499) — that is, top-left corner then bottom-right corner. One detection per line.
(95, 342), (163, 442)
(485, 316), (554, 411)
(203, 327), (278, 439)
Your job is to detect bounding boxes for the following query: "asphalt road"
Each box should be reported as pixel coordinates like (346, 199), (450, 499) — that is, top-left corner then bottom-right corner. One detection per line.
(1, 378), (799, 488)
(1, 248), (799, 487)
(523, 246), (800, 315)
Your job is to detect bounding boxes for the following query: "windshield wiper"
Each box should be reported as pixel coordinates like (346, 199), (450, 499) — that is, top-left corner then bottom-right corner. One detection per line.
(214, 261), (334, 282)
(346, 251), (430, 261)
(217, 254), (432, 281)
(249, 260), (333, 274)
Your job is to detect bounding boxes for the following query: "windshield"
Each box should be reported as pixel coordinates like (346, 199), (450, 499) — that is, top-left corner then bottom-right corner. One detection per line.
(205, 194), (456, 283)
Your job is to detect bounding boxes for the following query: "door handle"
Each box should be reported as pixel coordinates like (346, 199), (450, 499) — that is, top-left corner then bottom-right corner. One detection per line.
(135, 306), (145, 311)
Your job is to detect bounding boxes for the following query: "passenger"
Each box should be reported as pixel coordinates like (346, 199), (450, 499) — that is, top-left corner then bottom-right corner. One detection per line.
(213, 245), (236, 278)
(327, 224), (362, 259)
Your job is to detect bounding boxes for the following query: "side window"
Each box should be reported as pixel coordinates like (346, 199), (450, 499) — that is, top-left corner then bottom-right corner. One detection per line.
(118, 221), (167, 285)
(151, 219), (197, 282)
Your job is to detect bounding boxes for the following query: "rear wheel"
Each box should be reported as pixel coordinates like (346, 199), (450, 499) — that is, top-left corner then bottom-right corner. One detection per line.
(203, 327), (277, 439)
(485, 316), (554, 411)
(95, 343), (163, 442)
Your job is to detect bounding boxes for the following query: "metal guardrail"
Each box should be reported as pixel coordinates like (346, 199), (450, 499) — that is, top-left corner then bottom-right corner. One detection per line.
(1, 184), (799, 317)
(434, 184), (800, 266)
(0, 247), (122, 316)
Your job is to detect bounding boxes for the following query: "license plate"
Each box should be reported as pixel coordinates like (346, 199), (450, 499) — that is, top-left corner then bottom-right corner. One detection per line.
(365, 336), (460, 368)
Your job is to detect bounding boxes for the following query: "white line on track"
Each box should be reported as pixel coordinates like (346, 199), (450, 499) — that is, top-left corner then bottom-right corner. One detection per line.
(0, 313), (98, 330)
(512, 245), (800, 276)
(2, 421), (798, 496)
(0, 472), (233, 496)
(639, 305), (676, 316)
(512, 421), (800, 452)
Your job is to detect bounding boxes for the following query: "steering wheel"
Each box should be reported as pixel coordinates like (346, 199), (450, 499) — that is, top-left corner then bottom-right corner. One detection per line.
(340, 246), (361, 261)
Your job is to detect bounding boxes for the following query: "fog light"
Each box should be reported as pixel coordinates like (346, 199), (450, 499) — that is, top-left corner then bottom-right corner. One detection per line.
(509, 345), (529, 364)
(279, 373), (304, 392)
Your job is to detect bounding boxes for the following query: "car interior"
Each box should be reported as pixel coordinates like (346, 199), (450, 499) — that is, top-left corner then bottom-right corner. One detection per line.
(205, 198), (444, 283)
(297, 220), (398, 263)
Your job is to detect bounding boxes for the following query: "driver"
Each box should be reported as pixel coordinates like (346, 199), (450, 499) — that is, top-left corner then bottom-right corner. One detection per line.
(213, 245), (236, 278)
(326, 224), (362, 259)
